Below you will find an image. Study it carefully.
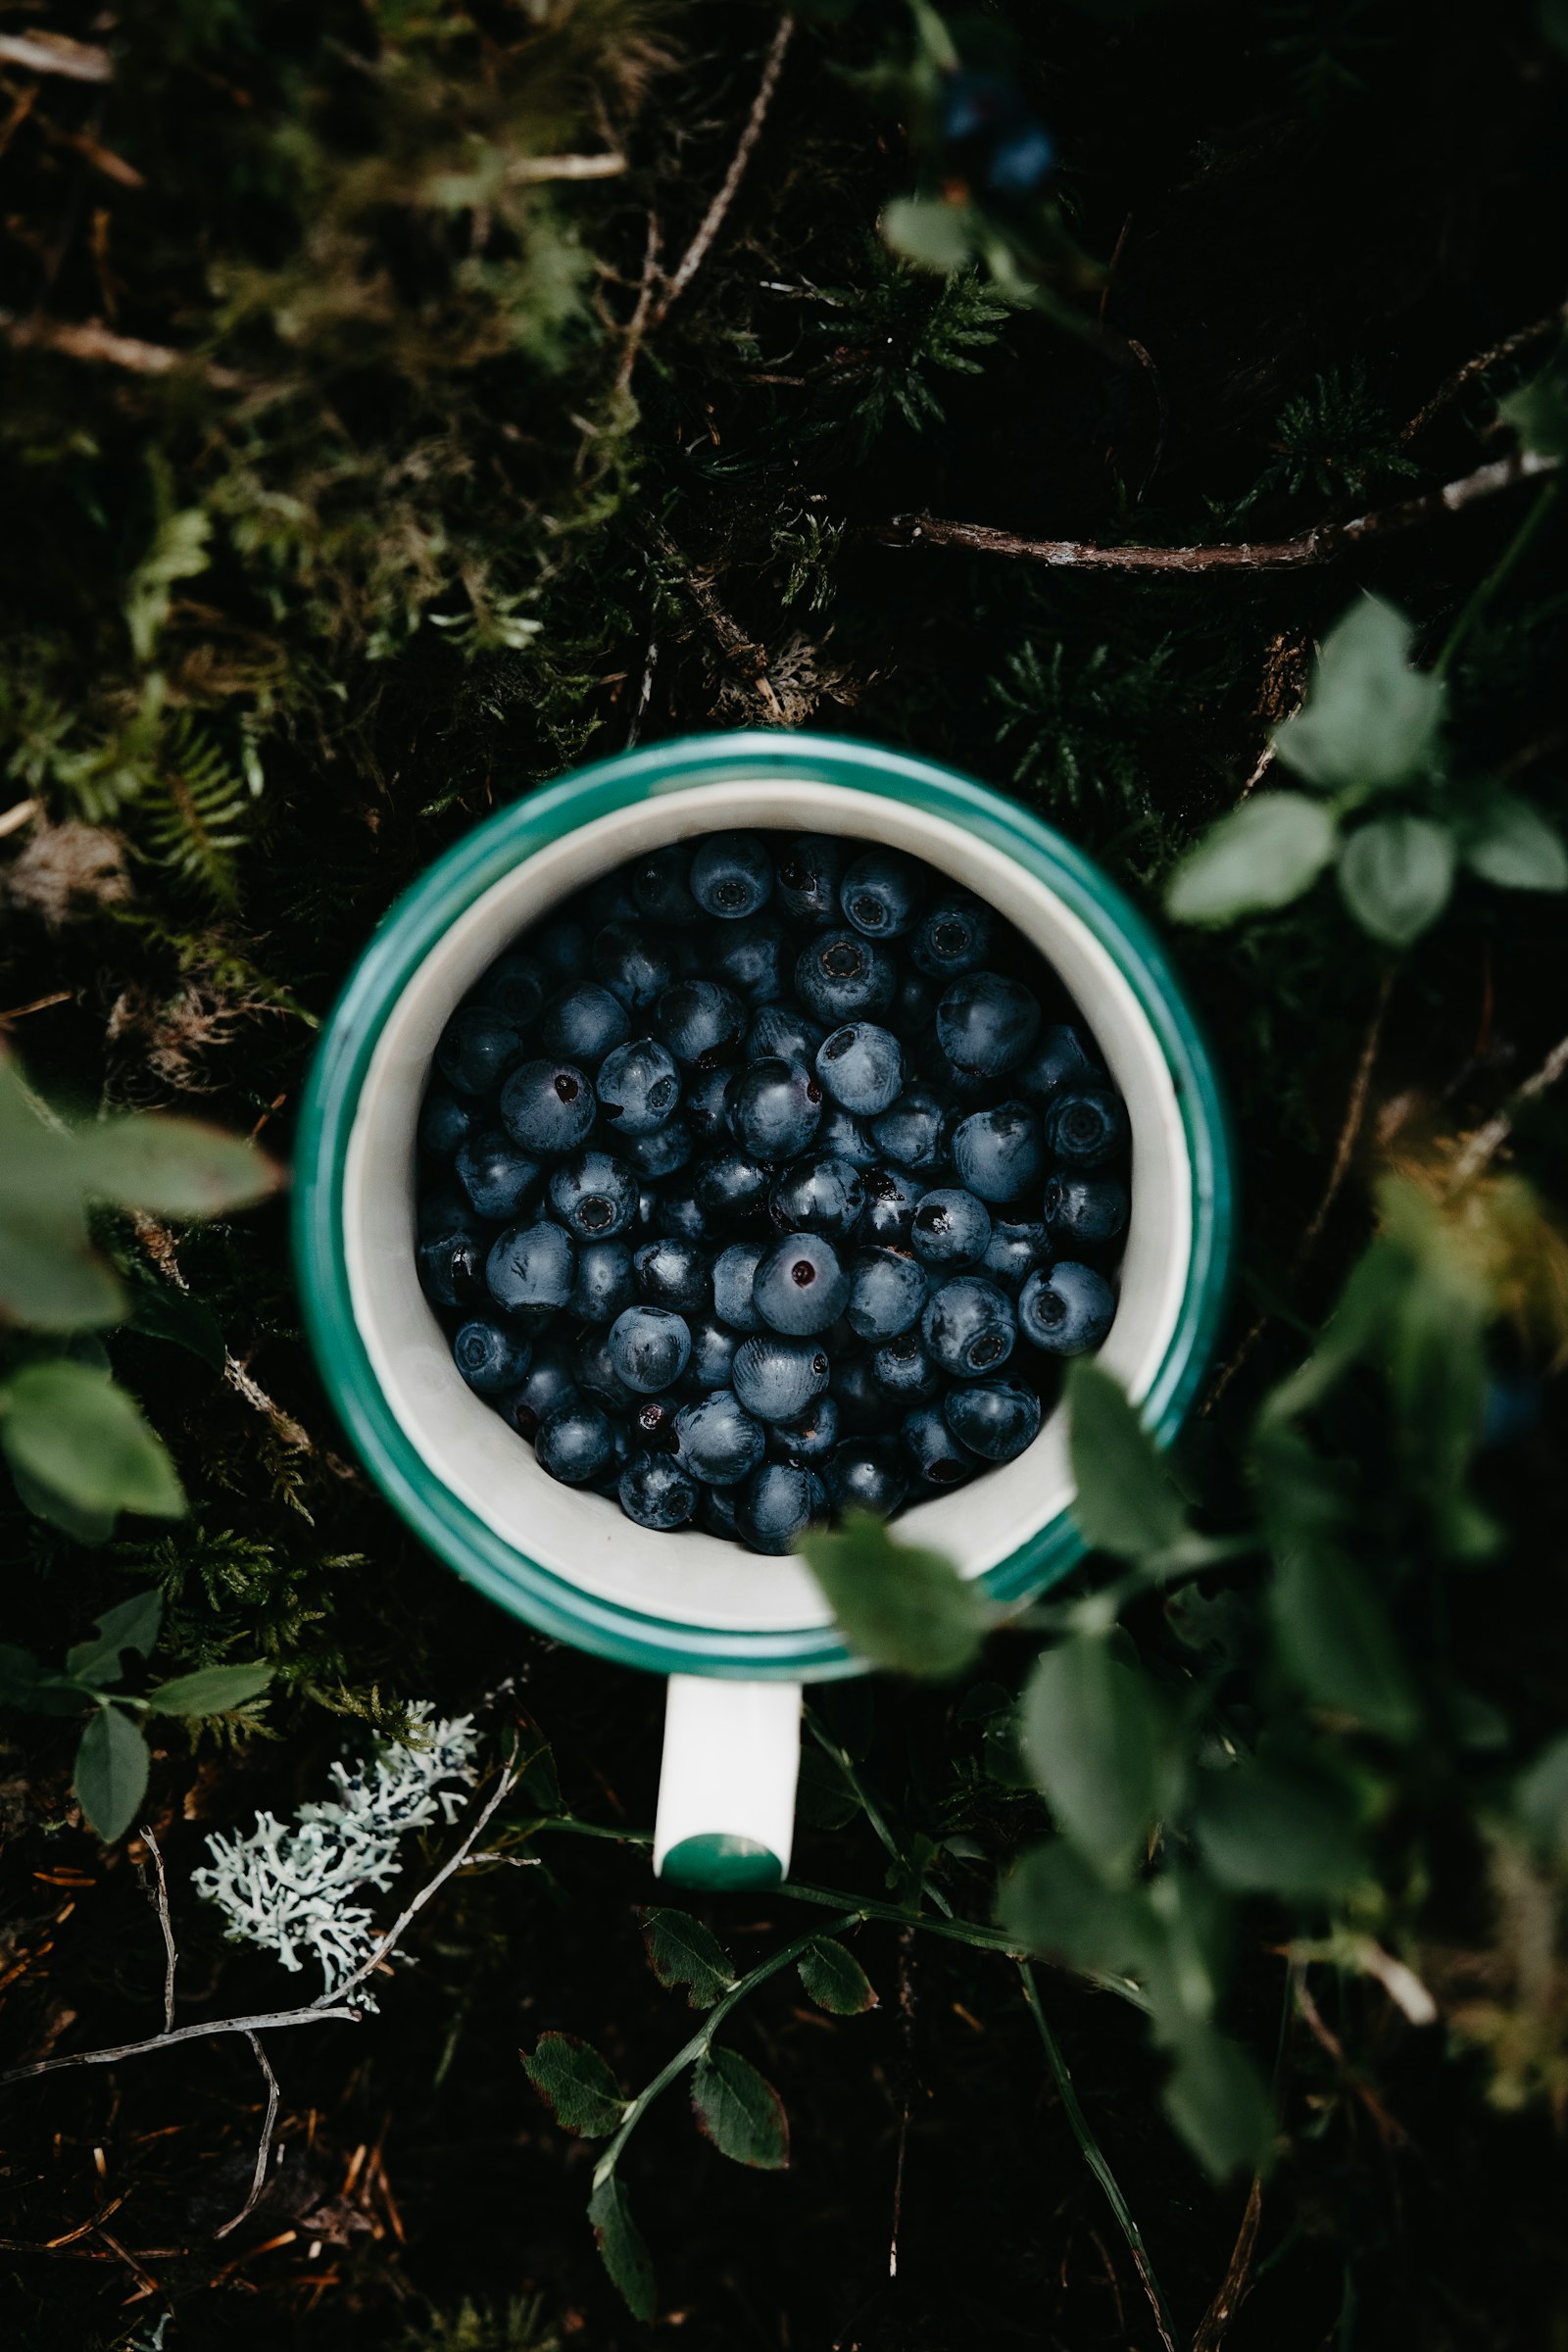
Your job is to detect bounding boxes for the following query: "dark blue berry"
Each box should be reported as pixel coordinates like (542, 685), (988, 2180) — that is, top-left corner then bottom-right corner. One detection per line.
(609, 1305), (691, 1394)
(910, 893), (996, 980)
(727, 1058), (823, 1160)
(698, 1486), (743, 1540)
(775, 834), (842, 923)
(688, 1316), (741, 1390)
(569, 1240), (637, 1324)
(858, 1164), (923, 1249)
(769, 1154), (864, 1244)
(507, 1341), (578, 1437)
(754, 1234), (851, 1336)
(829, 1351), (897, 1435)
(1043, 1086), (1129, 1170)
(574, 1327), (639, 1411)
(709, 915), (788, 1004)
(631, 844), (700, 926)
(537, 1398), (616, 1486)
(417, 1181), (478, 1242)
(735, 1462), (825, 1553)
(694, 1150), (770, 1227)
(656, 977), (748, 1068)
(485, 1220), (575, 1327)
(685, 1065), (734, 1142)
(732, 1334), (831, 1423)
(417, 1228), (485, 1310)
(937, 972), (1041, 1079)
(953, 1102), (1044, 1204)
(633, 1238), (710, 1316)
(650, 1182), (710, 1244)
(921, 1275), (1016, 1378)
(840, 849), (924, 941)
(901, 1401), (979, 1491)
(455, 1131), (542, 1222)
(982, 1216), (1051, 1294)
(436, 1004), (525, 1100)
(847, 1249), (928, 1342)
(619, 1451), (699, 1531)
(1042, 1171), (1129, 1252)
(673, 1390), (767, 1486)
(542, 982), (630, 1066)
(896, 969), (939, 1032)
(870, 1084), (951, 1172)
(691, 832), (773, 920)
(1019, 1262), (1116, 1354)
(453, 1319), (533, 1396)
(749, 1004), (825, 1069)
(419, 1087), (480, 1158)
(593, 922), (673, 1010)
(768, 1392), (841, 1465)
(872, 1332), (942, 1401)
(549, 1149), (638, 1240)
(820, 1105), (879, 1169)
(795, 929), (898, 1023)
(1018, 1022), (1100, 1103)
(712, 1241), (766, 1331)
(815, 1022), (905, 1117)
(475, 951), (547, 1029)
(499, 1059), (595, 1155)
(624, 1118), (694, 1181)
(910, 1186), (992, 1269)
(944, 1380), (1042, 1463)
(825, 1440), (907, 1518)
(597, 1037), (681, 1137)
(582, 873), (639, 931)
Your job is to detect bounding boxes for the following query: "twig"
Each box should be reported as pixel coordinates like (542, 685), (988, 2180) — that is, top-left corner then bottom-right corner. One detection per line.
(0, 989), (72, 1022)
(863, 449), (1560, 573)
(138, 1827), (177, 2034)
(646, 15), (797, 332)
(888, 1925), (915, 2279)
(212, 2034), (281, 2240)
(0, 2005), (362, 2087)
(0, 796), (40, 838)
(1446, 1026), (1568, 1194)
(0, 308), (244, 388)
(613, 210), (662, 397)
(1399, 303), (1568, 442)
(1292, 1970), (1408, 2146)
(505, 151), (626, 184)
(0, 29), (113, 80)
(1191, 2175), (1264, 2352)
(0, 2194), (128, 2252)
(625, 634), (659, 748)
(130, 1213), (322, 1456)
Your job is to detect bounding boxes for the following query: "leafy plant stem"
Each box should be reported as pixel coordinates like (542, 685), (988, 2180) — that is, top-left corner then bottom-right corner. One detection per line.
(806, 1711), (955, 1916)
(1434, 477), (1560, 674)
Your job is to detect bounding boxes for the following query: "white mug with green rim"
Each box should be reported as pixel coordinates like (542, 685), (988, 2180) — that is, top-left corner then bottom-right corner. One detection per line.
(293, 734), (1234, 1891)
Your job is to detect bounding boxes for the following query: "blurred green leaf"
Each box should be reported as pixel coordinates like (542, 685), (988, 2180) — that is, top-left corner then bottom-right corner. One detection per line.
(588, 2177), (655, 2321)
(998, 1838), (1154, 1974)
(799, 1509), (989, 1679)
(0, 1360), (184, 1533)
(144, 1661), (272, 1716)
(1268, 1547), (1419, 1741)
(74, 1704), (150, 1841)
(1192, 1756), (1365, 1899)
(797, 1937), (878, 2016)
(126, 1277), (227, 1373)
(882, 196), (974, 273)
(65, 1588), (165, 1686)
(1338, 814), (1454, 946)
(0, 1643), (41, 1707)
(76, 1114), (277, 1218)
(1516, 1733), (1568, 1864)
(691, 2047), (790, 2170)
(1499, 333), (1568, 455)
(1274, 597), (1444, 795)
(1460, 789), (1568, 891)
(1020, 1637), (1179, 1882)
(523, 2034), (628, 2137)
(1161, 2027), (1271, 2179)
(1165, 792), (1338, 925)
(1066, 1360), (1189, 1561)
(639, 1908), (735, 2009)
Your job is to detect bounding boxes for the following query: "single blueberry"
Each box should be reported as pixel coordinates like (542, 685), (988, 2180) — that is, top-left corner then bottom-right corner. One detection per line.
(619, 1450), (699, 1531)
(712, 1240), (766, 1332)
(419, 1086), (480, 1158)
(436, 1004), (525, 1100)
(910, 1186), (992, 1269)
(542, 981), (631, 1066)
(1018, 1023), (1100, 1103)
(767, 1392), (841, 1465)
(901, 1401), (980, 1491)
(698, 1485), (743, 1541)
(769, 1154), (865, 1244)
(453, 1318), (533, 1396)
(695, 1150), (771, 1228)
(936, 971), (1041, 1078)
(871, 1331), (942, 1401)
(727, 1057), (824, 1160)
(416, 1228), (485, 1311)
(870, 1085), (951, 1172)
(631, 844), (701, 927)
(650, 1182), (710, 1244)
(574, 1327), (639, 1411)
(455, 1130), (542, 1223)
(732, 1334), (832, 1423)
(673, 1390), (767, 1486)
(474, 950), (546, 1030)
(1018, 1262), (1116, 1354)
(417, 1180), (479, 1242)
(549, 1148), (638, 1240)
(795, 929), (898, 1024)
(775, 834), (842, 923)
(921, 1274), (1017, 1378)
(1042, 1170), (1130, 1253)
(858, 1164), (923, 1250)
(633, 1237), (710, 1315)
(735, 1462), (826, 1554)
(815, 1022), (905, 1117)
(630, 1396), (681, 1451)
(840, 848), (925, 941)
(593, 921), (674, 1010)
(820, 1104), (880, 1169)
(824, 1439), (908, 1519)
(953, 1102), (1044, 1204)
(688, 1315), (741, 1390)
(655, 977), (748, 1068)
(847, 1249), (929, 1342)
(569, 1240), (637, 1324)
(685, 1064), (734, 1143)
(910, 893), (997, 980)
(709, 914), (789, 1004)
(1043, 1085), (1130, 1170)
(896, 969), (939, 1032)
(536, 1398), (616, 1487)
(944, 1380), (1042, 1463)
(609, 1305), (692, 1395)
(507, 1340), (578, 1437)
(754, 1233), (851, 1336)
(624, 1117), (694, 1181)
(691, 832), (773, 920)
(499, 1059), (596, 1155)
(597, 1037), (682, 1137)
(982, 1216), (1051, 1294)
(749, 1004), (825, 1069)
(485, 1220), (575, 1327)
(830, 1350), (898, 1435)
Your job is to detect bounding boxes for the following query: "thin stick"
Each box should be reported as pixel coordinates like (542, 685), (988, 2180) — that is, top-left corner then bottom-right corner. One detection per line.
(1399, 303), (1568, 443)
(647, 16), (797, 331)
(863, 449), (1559, 573)
(139, 1827), (177, 2034)
(505, 151), (626, 185)
(625, 635), (659, 748)
(212, 2034), (281, 2240)
(0, 307), (243, 387)
(1191, 2174), (1264, 2352)
(613, 211), (662, 397)
(0, 2006), (361, 2087)
(1446, 1026), (1568, 1194)
(0, 989), (72, 1021)
(888, 1926), (915, 2279)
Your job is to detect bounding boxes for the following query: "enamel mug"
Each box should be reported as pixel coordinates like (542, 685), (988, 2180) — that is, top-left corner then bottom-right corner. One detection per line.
(293, 733), (1233, 1889)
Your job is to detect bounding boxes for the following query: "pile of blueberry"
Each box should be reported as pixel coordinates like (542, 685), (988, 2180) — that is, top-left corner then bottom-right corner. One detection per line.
(416, 830), (1130, 1555)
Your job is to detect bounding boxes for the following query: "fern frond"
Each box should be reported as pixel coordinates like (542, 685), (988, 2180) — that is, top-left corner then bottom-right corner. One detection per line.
(135, 715), (255, 909)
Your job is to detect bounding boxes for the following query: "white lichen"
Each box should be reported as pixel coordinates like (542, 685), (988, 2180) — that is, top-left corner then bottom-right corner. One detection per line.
(191, 1704), (480, 2006)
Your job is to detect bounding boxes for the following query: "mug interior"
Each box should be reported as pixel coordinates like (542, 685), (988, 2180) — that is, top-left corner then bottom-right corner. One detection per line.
(340, 775), (1194, 1639)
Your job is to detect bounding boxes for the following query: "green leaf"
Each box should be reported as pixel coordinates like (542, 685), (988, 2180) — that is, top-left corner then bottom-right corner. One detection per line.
(1338, 814), (1454, 947)
(1066, 1361), (1189, 1562)
(1499, 331), (1568, 455)
(523, 2033), (628, 2136)
(1267, 1547), (1419, 1741)
(639, 1907), (735, 2008)
(1161, 2028), (1271, 2179)
(998, 1838), (1155, 1975)
(1192, 1757), (1365, 1900)
(797, 1938), (878, 2016)
(1273, 597), (1444, 795)
(144, 1661), (272, 1716)
(691, 2047), (790, 2170)
(0, 1060), (123, 1331)
(1020, 1637), (1177, 1882)
(798, 1509), (988, 1680)
(0, 1643), (41, 1707)
(8, 1459), (119, 1545)
(0, 1361), (184, 1531)
(74, 1704), (151, 1842)
(127, 1277), (227, 1373)
(1460, 790), (1568, 892)
(1516, 1733), (1568, 1865)
(1165, 793), (1338, 926)
(588, 2177), (656, 2322)
(65, 1588), (165, 1686)
(75, 1114), (277, 1218)
(882, 196), (974, 273)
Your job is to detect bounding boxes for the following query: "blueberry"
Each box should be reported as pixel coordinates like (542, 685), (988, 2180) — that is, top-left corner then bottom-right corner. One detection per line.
(1018, 1262), (1116, 1354)
(486, 1220), (575, 1327)
(537, 1398), (616, 1487)
(691, 832), (773, 920)
(847, 1249), (928, 1342)
(795, 929), (898, 1024)
(698, 1486), (743, 1540)
(944, 1380), (1042, 1463)
(901, 1402), (980, 1491)
(619, 1450), (699, 1531)
(839, 848), (925, 941)
(953, 1102), (1044, 1204)
(507, 1340), (578, 1437)
(574, 1327), (639, 1411)
(453, 1318), (533, 1396)
(937, 972), (1041, 1078)
(732, 1334), (831, 1423)
(499, 1059), (596, 1155)
(625, 1118), (694, 1181)
(830, 1350), (897, 1435)
(768, 1392), (841, 1465)
(775, 834), (843, 923)
(419, 1087), (480, 1158)
(633, 1238), (710, 1315)
(656, 978), (748, 1068)
(982, 1216), (1051, 1294)
(695, 1150), (771, 1227)
(712, 1240), (766, 1331)
(673, 1390), (767, 1485)
(436, 1004), (525, 1099)
(455, 1130), (542, 1222)
(1018, 1022), (1099, 1103)
(749, 1004), (825, 1069)
(870, 1084), (951, 1172)
(597, 1037), (682, 1137)
(1042, 1171), (1129, 1253)
(769, 1154), (864, 1244)
(815, 1022), (905, 1117)
(416, 1228), (485, 1310)
(727, 1057), (823, 1160)
(754, 1234), (851, 1336)
(872, 1332), (942, 1401)
(631, 844), (701, 927)
(593, 922), (673, 1010)
(542, 982), (631, 1067)
(475, 951), (547, 1030)
(858, 1164), (923, 1249)
(820, 1104), (880, 1169)
(910, 893), (997, 980)
(569, 1240), (637, 1324)
(921, 1275), (1016, 1378)
(735, 1462), (826, 1554)
(910, 1186), (992, 1269)
(709, 914), (788, 1004)
(688, 1316), (741, 1390)
(1043, 1085), (1129, 1170)
(896, 969), (939, 1032)
(686, 1065), (734, 1143)
(650, 1182), (710, 1244)
(825, 1439), (907, 1519)
(939, 70), (1054, 199)
(532, 919), (588, 982)
(609, 1305), (692, 1394)
(549, 1149), (638, 1240)
(630, 1396), (682, 1450)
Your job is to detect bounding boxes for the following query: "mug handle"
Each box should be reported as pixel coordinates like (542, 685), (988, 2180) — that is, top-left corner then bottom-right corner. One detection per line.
(653, 1676), (802, 1889)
